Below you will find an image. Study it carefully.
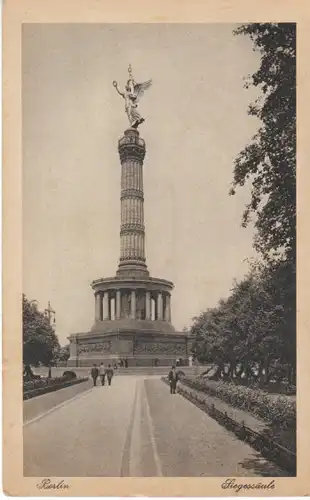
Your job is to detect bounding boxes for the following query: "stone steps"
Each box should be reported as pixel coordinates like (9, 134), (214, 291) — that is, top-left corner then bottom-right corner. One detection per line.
(33, 365), (202, 378)
(114, 366), (196, 376)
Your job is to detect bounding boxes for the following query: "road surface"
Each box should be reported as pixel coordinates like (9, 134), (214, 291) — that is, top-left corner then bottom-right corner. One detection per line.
(24, 376), (287, 477)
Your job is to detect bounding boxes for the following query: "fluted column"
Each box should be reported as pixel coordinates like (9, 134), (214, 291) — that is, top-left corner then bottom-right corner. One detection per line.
(131, 290), (136, 319)
(157, 292), (163, 321)
(95, 293), (101, 321)
(116, 290), (121, 320)
(145, 291), (151, 320)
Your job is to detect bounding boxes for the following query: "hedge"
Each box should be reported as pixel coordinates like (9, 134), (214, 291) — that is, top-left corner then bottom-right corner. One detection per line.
(181, 376), (296, 430)
(23, 375), (89, 400)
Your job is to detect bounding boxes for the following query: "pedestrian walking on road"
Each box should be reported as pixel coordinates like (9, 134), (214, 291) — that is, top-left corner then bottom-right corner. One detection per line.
(168, 366), (179, 394)
(91, 364), (99, 387)
(99, 363), (106, 386)
(105, 364), (114, 386)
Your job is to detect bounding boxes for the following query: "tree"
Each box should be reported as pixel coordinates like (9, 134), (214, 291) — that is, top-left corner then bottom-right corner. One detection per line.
(230, 23), (296, 263)
(190, 262), (294, 385)
(190, 24), (296, 388)
(23, 295), (60, 373)
(54, 344), (70, 363)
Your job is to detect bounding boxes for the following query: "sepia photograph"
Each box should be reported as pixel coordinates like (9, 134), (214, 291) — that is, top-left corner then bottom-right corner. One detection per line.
(20, 21), (296, 480)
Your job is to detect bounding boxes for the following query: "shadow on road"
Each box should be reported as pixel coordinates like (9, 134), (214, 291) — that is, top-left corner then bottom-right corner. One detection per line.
(238, 453), (289, 477)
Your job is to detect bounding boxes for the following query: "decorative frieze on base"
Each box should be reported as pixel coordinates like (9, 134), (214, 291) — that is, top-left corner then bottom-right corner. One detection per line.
(135, 341), (186, 356)
(68, 330), (193, 367)
(77, 341), (112, 355)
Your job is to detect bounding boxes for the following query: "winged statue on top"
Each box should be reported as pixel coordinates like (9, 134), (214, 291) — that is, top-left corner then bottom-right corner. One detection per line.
(113, 65), (152, 129)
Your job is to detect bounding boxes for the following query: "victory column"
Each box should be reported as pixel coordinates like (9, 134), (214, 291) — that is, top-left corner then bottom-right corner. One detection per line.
(68, 66), (192, 367)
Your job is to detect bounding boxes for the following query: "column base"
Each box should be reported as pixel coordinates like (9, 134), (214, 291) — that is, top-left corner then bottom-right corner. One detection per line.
(116, 260), (149, 278)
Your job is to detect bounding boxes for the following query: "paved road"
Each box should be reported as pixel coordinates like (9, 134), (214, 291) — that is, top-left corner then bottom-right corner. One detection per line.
(24, 376), (287, 477)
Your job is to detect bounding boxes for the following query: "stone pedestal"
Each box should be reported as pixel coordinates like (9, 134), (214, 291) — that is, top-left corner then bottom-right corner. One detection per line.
(67, 330), (191, 368)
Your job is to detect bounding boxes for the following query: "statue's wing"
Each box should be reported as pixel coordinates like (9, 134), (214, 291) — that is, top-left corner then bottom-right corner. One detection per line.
(133, 79), (152, 102)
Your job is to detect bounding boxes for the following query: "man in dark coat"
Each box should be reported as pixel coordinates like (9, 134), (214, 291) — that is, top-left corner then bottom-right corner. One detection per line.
(91, 364), (99, 386)
(105, 364), (114, 386)
(168, 366), (179, 394)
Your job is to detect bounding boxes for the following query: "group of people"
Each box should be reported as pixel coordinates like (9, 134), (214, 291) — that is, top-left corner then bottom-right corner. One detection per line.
(90, 362), (181, 394)
(90, 363), (114, 387)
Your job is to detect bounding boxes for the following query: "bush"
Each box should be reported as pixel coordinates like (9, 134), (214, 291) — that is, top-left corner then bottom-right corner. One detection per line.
(23, 376), (67, 391)
(181, 376), (296, 429)
(23, 374), (79, 392)
(23, 375), (89, 400)
(62, 370), (77, 380)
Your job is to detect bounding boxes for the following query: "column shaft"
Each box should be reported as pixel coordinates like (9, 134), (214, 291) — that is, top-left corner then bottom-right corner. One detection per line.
(103, 291), (109, 320)
(95, 293), (101, 321)
(99, 294), (103, 320)
(116, 290), (121, 320)
(164, 294), (171, 322)
(131, 290), (136, 319)
(108, 296), (112, 320)
(117, 129), (149, 277)
(157, 293), (163, 321)
(145, 291), (151, 320)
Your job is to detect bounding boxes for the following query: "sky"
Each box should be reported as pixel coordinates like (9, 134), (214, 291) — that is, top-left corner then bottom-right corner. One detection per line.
(22, 23), (261, 345)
